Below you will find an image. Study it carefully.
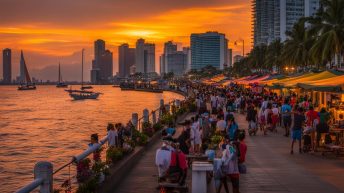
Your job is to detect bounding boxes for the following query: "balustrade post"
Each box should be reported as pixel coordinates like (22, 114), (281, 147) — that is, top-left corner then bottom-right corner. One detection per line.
(165, 104), (170, 114)
(152, 111), (157, 124)
(192, 162), (213, 193)
(143, 109), (149, 123)
(131, 113), (138, 130)
(159, 99), (164, 120)
(34, 161), (53, 193)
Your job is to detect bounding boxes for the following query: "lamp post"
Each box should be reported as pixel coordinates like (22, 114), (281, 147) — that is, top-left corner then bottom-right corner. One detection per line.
(285, 66), (295, 75)
(234, 39), (245, 57)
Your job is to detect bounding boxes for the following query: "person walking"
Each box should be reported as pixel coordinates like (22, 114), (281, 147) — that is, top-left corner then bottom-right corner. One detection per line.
(291, 107), (305, 154)
(305, 106), (319, 151)
(281, 99), (292, 137)
(315, 108), (330, 151)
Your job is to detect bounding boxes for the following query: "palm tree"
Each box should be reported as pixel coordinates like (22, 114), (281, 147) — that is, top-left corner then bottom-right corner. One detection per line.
(309, 0), (344, 68)
(248, 44), (268, 72)
(265, 40), (284, 73)
(282, 19), (315, 70)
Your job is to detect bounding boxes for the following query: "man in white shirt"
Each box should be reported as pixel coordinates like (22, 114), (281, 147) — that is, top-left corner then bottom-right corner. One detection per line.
(216, 115), (226, 133)
(107, 123), (118, 147)
(155, 142), (172, 179)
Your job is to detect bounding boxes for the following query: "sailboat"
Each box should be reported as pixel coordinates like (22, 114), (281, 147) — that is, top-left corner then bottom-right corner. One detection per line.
(18, 51), (36, 90)
(56, 63), (68, 88)
(66, 49), (100, 100)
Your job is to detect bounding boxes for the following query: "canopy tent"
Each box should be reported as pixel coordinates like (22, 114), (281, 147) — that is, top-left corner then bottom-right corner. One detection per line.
(202, 74), (227, 85)
(238, 75), (270, 85)
(297, 75), (344, 93)
(261, 71), (341, 88)
(283, 71), (338, 87)
(261, 73), (313, 87)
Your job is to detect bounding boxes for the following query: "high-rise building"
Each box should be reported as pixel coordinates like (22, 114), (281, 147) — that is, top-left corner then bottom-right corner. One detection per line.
(166, 51), (187, 76)
(182, 47), (191, 72)
(135, 39), (155, 74)
(227, 49), (233, 68)
(119, 43), (135, 77)
(2, 48), (11, 83)
(253, 0), (320, 46)
(91, 39), (113, 83)
(190, 31), (228, 70)
(160, 41), (188, 75)
(234, 55), (244, 63)
(162, 41), (177, 74)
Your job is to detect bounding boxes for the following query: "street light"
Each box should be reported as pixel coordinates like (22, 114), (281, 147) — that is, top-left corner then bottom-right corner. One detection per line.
(234, 39), (245, 57)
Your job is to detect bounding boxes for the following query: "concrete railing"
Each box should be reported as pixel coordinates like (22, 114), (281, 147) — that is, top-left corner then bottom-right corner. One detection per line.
(14, 96), (186, 193)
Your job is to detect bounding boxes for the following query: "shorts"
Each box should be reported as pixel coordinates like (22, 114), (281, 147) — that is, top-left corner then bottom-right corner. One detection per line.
(228, 174), (239, 189)
(292, 130), (302, 140)
(283, 116), (291, 128)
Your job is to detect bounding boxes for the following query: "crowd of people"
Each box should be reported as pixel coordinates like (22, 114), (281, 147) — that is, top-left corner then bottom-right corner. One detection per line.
(154, 80), (333, 193)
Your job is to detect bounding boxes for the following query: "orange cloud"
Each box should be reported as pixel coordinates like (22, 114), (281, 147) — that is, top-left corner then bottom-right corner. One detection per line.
(0, 2), (252, 71)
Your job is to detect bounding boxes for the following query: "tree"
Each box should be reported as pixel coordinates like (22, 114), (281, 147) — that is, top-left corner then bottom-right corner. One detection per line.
(282, 19), (315, 69)
(265, 40), (284, 73)
(309, 0), (344, 68)
(248, 44), (268, 71)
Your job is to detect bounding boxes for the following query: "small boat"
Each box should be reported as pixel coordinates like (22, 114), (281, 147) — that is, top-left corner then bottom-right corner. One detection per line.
(18, 51), (36, 90)
(67, 49), (100, 100)
(56, 63), (68, 88)
(81, 85), (93, 90)
(69, 90), (100, 100)
(112, 84), (120, 88)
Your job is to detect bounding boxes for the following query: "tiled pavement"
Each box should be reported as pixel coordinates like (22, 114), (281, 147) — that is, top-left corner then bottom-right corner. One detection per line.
(236, 113), (344, 193)
(113, 113), (344, 193)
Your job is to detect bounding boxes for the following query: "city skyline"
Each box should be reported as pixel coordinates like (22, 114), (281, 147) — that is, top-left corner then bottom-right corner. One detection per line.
(0, 0), (251, 81)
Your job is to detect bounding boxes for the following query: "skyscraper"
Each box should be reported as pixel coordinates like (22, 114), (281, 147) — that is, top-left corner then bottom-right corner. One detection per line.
(253, 0), (320, 46)
(160, 41), (177, 74)
(182, 47), (191, 72)
(2, 48), (11, 83)
(119, 44), (135, 78)
(166, 51), (187, 76)
(190, 31), (228, 70)
(91, 39), (113, 83)
(135, 39), (155, 74)
(227, 49), (233, 68)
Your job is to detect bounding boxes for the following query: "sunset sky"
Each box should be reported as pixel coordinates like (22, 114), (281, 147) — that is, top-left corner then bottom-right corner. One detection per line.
(0, 0), (252, 81)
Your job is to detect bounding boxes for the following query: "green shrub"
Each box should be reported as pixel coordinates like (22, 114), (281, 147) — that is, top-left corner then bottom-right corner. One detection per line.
(210, 134), (223, 145)
(106, 147), (123, 163)
(160, 113), (174, 126)
(153, 122), (163, 131)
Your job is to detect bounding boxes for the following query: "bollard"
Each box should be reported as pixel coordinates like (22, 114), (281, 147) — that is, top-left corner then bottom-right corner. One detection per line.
(175, 99), (181, 108)
(143, 109), (149, 123)
(34, 161), (53, 193)
(192, 162), (213, 193)
(160, 99), (164, 108)
(165, 104), (170, 113)
(132, 113), (138, 130)
(152, 111), (157, 124)
(159, 99), (164, 120)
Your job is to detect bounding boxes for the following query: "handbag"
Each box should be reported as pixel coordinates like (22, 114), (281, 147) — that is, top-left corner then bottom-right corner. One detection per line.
(238, 163), (247, 174)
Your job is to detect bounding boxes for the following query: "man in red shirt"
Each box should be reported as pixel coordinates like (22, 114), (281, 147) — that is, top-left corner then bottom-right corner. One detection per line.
(306, 106), (319, 151)
(169, 143), (188, 185)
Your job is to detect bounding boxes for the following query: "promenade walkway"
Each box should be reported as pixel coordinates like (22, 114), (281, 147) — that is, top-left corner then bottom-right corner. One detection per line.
(113, 113), (344, 193)
(112, 113), (196, 193)
(236, 113), (344, 193)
